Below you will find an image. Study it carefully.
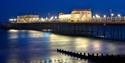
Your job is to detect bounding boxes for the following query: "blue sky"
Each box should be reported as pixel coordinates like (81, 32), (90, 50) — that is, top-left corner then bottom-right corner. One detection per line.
(0, 0), (125, 22)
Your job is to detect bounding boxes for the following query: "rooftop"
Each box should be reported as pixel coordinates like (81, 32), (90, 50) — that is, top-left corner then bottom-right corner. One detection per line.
(73, 9), (91, 11)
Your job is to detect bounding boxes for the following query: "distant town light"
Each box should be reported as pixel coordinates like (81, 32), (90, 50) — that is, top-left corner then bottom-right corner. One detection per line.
(9, 18), (17, 23)
(9, 18), (17, 21)
(9, 18), (14, 21)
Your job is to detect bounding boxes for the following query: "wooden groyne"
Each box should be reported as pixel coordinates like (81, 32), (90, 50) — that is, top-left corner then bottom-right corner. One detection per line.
(57, 49), (125, 63)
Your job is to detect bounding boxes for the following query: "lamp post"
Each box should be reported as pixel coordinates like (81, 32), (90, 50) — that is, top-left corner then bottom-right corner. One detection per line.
(117, 14), (121, 21)
(95, 14), (101, 21)
(111, 13), (114, 21)
(117, 14), (121, 17)
(103, 15), (106, 18)
(103, 15), (107, 21)
(95, 14), (101, 18)
(111, 13), (114, 17)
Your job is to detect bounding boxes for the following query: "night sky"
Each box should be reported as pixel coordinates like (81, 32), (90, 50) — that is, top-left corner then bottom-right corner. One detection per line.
(0, 0), (125, 22)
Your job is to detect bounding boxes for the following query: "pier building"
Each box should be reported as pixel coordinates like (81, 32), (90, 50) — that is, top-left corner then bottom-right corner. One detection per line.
(70, 9), (92, 22)
(58, 13), (71, 21)
(58, 9), (92, 22)
(16, 15), (40, 23)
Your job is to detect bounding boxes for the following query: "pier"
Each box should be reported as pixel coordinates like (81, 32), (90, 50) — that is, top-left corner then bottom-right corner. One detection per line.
(3, 19), (125, 41)
(4, 9), (125, 41)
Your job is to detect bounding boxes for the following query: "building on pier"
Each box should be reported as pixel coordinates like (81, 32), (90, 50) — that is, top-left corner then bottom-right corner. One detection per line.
(16, 15), (40, 23)
(58, 9), (92, 22)
(70, 9), (92, 22)
(58, 13), (71, 22)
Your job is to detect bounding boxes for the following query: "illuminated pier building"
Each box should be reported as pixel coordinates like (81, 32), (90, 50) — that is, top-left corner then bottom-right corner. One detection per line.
(70, 9), (92, 22)
(16, 15), (40, 23)
(9, 15), (40, 23)
(58, 9), (92, 22)
(58, 13), (71, 22)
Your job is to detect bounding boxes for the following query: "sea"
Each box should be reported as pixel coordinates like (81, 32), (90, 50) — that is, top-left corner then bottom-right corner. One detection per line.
(0, 29), (125, 63)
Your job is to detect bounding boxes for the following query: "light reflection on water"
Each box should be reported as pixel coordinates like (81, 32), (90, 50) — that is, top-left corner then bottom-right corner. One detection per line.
(0, 29), (125, 63)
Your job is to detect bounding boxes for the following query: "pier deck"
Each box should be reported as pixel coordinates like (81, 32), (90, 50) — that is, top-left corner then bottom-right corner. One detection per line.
(1, 20), (125, 41)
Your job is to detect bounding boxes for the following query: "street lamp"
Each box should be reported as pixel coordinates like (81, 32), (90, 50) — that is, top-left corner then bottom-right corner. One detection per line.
(55, 16), (57, 19)
(95, 14), (100, 18)
(45, 17), (48, 21)
(117, 14), (122, 21)
(111, 13), (114, 17)
(93, 16), (95, 18)
(117, 14), (121, 17)
(111, 13), (114, 21)
(103, 15), (106, 18)
(49, 16), (54, 21)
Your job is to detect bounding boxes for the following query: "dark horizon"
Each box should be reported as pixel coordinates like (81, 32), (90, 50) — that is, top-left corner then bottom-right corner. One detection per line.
(0, 0), (125, 22)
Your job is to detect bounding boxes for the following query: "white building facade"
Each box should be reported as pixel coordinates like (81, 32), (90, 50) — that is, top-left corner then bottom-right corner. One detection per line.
(58, 9), (92, 22)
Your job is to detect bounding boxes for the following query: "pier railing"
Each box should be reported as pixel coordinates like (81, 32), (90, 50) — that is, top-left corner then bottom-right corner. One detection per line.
(9, 16), (125, 24)
(92, 17), (125, 22)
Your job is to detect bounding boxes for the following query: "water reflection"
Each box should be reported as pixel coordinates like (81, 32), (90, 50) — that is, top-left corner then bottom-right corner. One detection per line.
(0, 29), (124, 63)
(28, 31), (44, 38)
(8, 30), (19, 39)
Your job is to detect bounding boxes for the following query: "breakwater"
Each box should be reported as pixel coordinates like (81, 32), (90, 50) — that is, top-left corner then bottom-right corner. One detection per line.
(57, 49), (125, 63)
